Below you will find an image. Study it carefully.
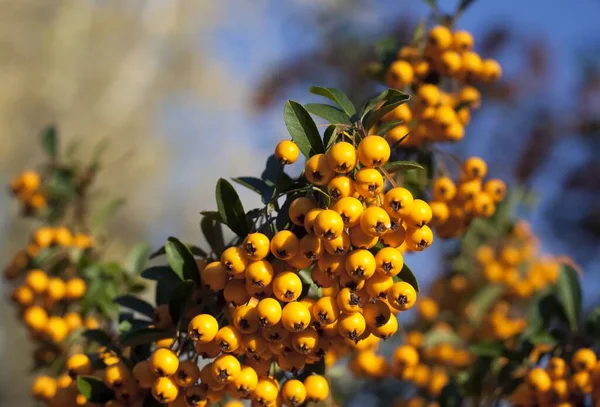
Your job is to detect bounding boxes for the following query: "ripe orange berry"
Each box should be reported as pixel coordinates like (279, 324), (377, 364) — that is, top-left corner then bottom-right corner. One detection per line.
(322, 232), (350, 255)
(404, 199), (432, 228)
(211, 354), (241, 384)
(242, 233), (270, 261)
(305, 154), (335, 186)
(215, 325), (242, 353)
(273, 271), (303, 302)
(23, 305), (48, 332)
(404, 226), (434, 251)
(456, 179), (482, 202)
(275, 140), (300, 164)
(253, 377), (279, 406)
(133, 361), (155, 389)
(31, 376), (57, 401)
(380, 223), (406, 248)
(188, 314), (219, 343)
(363, 299), (392, 328)
(270, 230), (300, 260)
(327, 175), (355, 200)
(338, 312), (366, 341)
(459, 51), (482, 82)
(480, 59), (502, 83)
(303, 208), (323, 235)
(388, 281), (417, 311)
(150, 348), (180, 377)
(311, 266), (336, 288)
(312, 296), (340, 325)
(256, 298), (282, 328)
(384, 103), (412, 123)
(527, 367), (552, 392)
(304, 375), (329, 402)
(372, 312), (398, 339)
(428, 25), (453, 50)
(439, 50), (462, 76)
(386, 60), (414, 89)
(416, 84), (440, 107)
(152, 377), (179, 403)
(46, 277), (66, 301)
(174, 360), (200, 388)
(345, 249), (376, 281)
(282, 379), (307, 406)
(288, 197), (317, 226)
(383, 187), (414, 219)
(357, 135), (391, 167)
(245, 260), (275, 288)
(201, 261), (228, 291)
(223, 279), (250, 306)
(327, 141), (357, 173)
(66, 354), (92, 377)
(360, 206), (391, 237)
(65, 277), (86, 300)
(33, 227), (54, 248)
(365, 273), (394, 299)
(462, 157), (488, 180)
(25, 269), (49, 295)
(349, 224), (379, 249)
(472, 192), (495, 217)
(281, 301), (311, 332)
(292, 327), (319, 354)
(286, 252), (312, 270)
(232, 305), (259, 334)
(336, 287), (365, 314)
(314, 209), (344, 241)
(572, 348), (597, 372)
(430, 201), (450, 225)
(483, 179), (506, 202)
(452, 30), (474, 52)
(332, 196), (363, 227)
(385, 124), (410, 147)
(354, 168), (384, 198)
(231, 365), (258, 398)
(11, 285), (34, 306)
(299, 234), (323, 261)
(220, 246), (248, 278)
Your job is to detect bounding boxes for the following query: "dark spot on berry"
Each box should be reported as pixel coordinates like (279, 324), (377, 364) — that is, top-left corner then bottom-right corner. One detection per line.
(335, 246), (345, 254)
(318, 311), (329, 324)
(349, 292), (361, 306)
(218, 369), (229, 380)
(330, 189), (341, 199)
(294, 322), (305, 331)
(245, 242), (256, 256)
(277, 249), (287, 258)
(390, 201), (401, 212)
(284, 290), (295, 299)
(312, 171), (323, 181)
(375, 315), (388, 326)
(219, 341), (230, 351)
(296, 215), (305, 224)
(348, 329), (359, 341)
(304, 251), (317, 261)
(375, 221), (386, 234)
(368, 184), (378, 193)
(396, 294), (408, 307)
(340, 213), (350, 224)
(324, 230), (335, 240)
(353, 267), (364, 278)
(382, 262), (393, 273)
(239, 319), (250, 330)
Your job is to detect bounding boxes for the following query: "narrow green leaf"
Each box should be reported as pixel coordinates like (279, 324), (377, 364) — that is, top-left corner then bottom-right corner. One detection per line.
(304, 103), (352, 125)
(363, 90), (411, 130)
(232, 176), (274, 205)
(555, 265), (582, 332)
(165, 237), (201, 285)
(168, 280), (196, 324)
(383, 161), (425, 173)
(120, 328), (173, 347)
(309, 86), (356, 116)
(360, 89), (390, 119)
(469, 341), (503, 357)
(200, 211), (225, 255)
(140, 266), (182, 283)
(82, 329), (113, 347)
(216, 178), (249, 237)
(77, 376), (115, 403)
(284, 100), (324, 158)
(125, 243), (151, 275)
(468, 285), (504, 325)
(40, 126), (58, 158)
(114, 295), (155, 319)
(377, 120), (405, 136)
(396, 263), (420, 292)
(423, 328), (461, 347)
(323, 125), (339, 151)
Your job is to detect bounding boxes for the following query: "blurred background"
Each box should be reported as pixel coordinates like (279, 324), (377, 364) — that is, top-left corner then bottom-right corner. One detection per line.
(1, 0), (599, 405)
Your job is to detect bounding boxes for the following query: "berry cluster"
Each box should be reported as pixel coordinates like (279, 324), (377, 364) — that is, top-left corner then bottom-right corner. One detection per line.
(514, 348), (600, 406)
(9, 170), (47, 214)
(382, 25), (501, 147)
(430, 157), (506, 238)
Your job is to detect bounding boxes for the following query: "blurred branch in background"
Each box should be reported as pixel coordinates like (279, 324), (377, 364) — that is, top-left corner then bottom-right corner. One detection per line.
(0, 1), (227, 405)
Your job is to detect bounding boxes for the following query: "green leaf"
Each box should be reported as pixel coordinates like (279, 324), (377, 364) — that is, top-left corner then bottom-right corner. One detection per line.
(469, 341), (503, 357)
(155, 280), (179, 306)
(555, 265), (582, 332)
(77, 376), (115, 403)
(120, 327), (173, 347)
(232, 176), (274, 205)
(529, 331), (559, 346)
(169, 280), (196, 324)
(423, 328), (461, 348)
(309, 86), (356, 116)
(40, 126), (58, 158)
(125, 243), (151, 275)
(200, 211), (225, 255)
(165, 237), (201, 285)
(114, 295), (155, 319)
(304, 103), (352, 125)
(82, 329), (113, 347)
(216, 178), (249, 237)
(585, 307), (600, 339)
(323, 125), (339, 151)
(396, 263), (420, 292)
(383, 161), (425, 173)
(276, 198), (292, 232)
(284, 100), (324, 158)
(363, 90), (410, 130)
(119, 320), (132, 334)
(140, 266), (182, 284)
(468, 285), (504, 325)
(261, 154), (284, 186)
